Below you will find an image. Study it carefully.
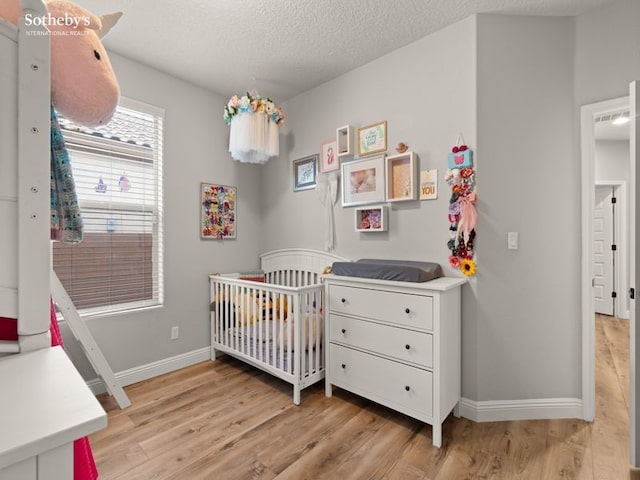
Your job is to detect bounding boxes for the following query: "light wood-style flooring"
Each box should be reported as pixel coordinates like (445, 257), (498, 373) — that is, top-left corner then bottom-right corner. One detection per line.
(91, 314), (629, 479)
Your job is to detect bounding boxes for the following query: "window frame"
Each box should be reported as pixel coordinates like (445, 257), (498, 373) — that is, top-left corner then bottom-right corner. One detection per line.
(53, 96), (165, 318)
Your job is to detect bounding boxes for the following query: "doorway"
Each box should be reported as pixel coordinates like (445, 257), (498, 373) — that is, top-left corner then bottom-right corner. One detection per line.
(581, 95), (630, 423)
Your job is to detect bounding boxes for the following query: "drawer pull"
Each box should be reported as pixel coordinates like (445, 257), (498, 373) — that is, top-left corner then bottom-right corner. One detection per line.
(341, 298), (346, 303)
(341, 363), (346, 369)
(341, 328), (346, 334)
(405, 385), (411, 392)
(405, 308), (410, 314)
(405, 344), (410, 350)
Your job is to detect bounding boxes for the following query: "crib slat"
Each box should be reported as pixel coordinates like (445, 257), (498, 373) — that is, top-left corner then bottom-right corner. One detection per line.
(213, 282), (219, 350)
(222, 282), (227, 348)
(271, 293), (276, 368)
(227, 283), (232, 347)
(287, 291), (292, 374)
(293, 294), (301, 380)
(314, 295), (321, 374)
(257, 288), (263, 362)
(243, 285), (249, 355)
(254, 285), (259, 357)
(235, 284), (240, 352)
(277, 292), (283, 371)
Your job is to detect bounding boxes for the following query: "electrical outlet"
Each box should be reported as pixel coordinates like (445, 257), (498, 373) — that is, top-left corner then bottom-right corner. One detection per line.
(171, 326), (179, 340)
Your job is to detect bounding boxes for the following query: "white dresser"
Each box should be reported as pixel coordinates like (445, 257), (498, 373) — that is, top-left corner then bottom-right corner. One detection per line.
(324, 274), (465, 447)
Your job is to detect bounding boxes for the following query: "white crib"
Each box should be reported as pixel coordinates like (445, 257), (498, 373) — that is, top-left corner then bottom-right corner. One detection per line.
(210, 248), (348, 405)
(0, 3), (107, 479)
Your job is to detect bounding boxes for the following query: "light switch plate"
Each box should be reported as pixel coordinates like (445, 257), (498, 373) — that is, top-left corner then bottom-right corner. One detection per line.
(508, 232), (518, 250)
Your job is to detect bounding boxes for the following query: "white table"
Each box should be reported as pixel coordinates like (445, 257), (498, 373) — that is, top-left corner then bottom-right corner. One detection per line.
(0, 346), (107, 480)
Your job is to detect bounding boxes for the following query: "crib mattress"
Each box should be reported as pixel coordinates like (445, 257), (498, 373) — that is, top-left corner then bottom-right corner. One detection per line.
(216, 328), (321, 374)
(331, 258), (443, 283)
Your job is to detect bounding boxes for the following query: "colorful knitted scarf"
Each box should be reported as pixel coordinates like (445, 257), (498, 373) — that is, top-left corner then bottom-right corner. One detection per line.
(50, 106), (83, 244)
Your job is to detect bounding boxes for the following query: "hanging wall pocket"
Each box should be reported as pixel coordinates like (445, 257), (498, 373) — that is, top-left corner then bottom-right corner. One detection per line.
(448, 148), (472, 169)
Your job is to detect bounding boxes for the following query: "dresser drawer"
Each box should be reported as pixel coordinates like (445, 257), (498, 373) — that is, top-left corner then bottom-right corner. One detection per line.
(329, 285), (433, 330)
(329, 314), (433, 368)
(329, 344), (433, 421)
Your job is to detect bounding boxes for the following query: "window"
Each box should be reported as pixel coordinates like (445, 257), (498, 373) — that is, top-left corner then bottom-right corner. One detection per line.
(52, 98), (164, 315)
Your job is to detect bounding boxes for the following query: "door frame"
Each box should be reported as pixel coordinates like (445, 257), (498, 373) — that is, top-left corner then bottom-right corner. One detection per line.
(580, 95), (629, 421)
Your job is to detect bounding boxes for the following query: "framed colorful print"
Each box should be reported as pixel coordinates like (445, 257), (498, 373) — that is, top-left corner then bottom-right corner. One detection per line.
(341, 154), (386, 207)
(355, 205), (388, 232)
(420, 169), (438, 200)
(357, 120), (387, 157)
(200, 183), (236, 239)
(293, 154), (318, 191)
(320, 138), (339, 173)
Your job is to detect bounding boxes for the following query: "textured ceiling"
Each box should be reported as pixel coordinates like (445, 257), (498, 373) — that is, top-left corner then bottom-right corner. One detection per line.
(74, 0), (615, 103)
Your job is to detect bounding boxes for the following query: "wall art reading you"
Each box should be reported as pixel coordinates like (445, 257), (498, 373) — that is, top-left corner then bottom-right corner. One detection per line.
(201, 183), (236, 239)
(445, 135), (477, 276)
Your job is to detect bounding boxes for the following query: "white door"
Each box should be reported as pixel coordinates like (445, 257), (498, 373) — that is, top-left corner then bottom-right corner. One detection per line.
(630, 80), (639, 466)
(593, 185), (615, 315)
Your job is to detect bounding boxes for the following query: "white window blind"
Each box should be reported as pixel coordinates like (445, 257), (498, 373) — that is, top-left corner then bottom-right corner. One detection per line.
(52, 98), (164, 316)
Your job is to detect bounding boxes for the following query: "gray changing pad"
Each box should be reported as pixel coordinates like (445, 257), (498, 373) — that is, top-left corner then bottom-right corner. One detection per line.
(331, 258), (443, 283)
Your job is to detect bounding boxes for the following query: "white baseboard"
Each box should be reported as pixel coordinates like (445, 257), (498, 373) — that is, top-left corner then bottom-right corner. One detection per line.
(87, 347), (210, 396)
(87, 355), (585, 423)
(459, 396), (584, 422)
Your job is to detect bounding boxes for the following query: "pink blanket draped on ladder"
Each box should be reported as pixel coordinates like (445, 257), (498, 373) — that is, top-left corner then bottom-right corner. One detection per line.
(0, 300), (99, 480)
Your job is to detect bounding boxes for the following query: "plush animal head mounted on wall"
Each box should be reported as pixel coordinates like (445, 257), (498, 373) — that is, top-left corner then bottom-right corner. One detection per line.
(0, 0), (122, 127)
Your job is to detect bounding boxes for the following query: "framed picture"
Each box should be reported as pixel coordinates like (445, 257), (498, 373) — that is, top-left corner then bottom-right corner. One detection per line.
(341, 154), (386, 207)
(320, 138), (339, 173)
(200, 183), (236, 239)
(420, 168), (438, 200)
(336, 125), (355, 158)
(355, 205), (388, 232)
(293, 154), (318, 191)
(385, 151), (417, 202)
(357, 120), (387, 157)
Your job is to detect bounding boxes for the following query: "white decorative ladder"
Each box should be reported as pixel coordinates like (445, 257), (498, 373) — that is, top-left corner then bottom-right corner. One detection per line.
(51, 272), (131, 409)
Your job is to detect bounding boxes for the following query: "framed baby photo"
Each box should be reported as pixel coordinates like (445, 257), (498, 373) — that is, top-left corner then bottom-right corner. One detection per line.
(319, 137), (339, 173)
(341, 154), (386, 207)
(293, 154), (318, 191)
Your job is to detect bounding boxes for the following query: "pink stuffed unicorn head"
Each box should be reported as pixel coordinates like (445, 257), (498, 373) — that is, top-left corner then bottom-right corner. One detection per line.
(0, 0), (122, 127)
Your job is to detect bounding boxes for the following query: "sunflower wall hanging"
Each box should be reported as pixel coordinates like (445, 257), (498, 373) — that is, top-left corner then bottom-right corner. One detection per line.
(445, 135), (477, 277)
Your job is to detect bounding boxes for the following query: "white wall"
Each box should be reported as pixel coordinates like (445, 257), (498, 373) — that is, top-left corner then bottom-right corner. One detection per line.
(265, 13), (579, 404)
(595, 140), (630, 182)
(264, 17), (476, 262)
(263, 15), (479, 397)
(61, 52), (264, 378)
(575, 0), (640, 107)
(476, 15), (577, 401)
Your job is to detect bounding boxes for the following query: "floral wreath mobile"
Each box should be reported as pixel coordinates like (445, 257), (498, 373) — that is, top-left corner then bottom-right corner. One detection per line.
(223, 91), (285, 127)
(445, 135), (477, 277)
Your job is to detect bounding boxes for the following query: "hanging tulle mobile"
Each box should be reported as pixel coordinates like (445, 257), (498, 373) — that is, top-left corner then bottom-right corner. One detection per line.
(224, 91), (284, 165)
